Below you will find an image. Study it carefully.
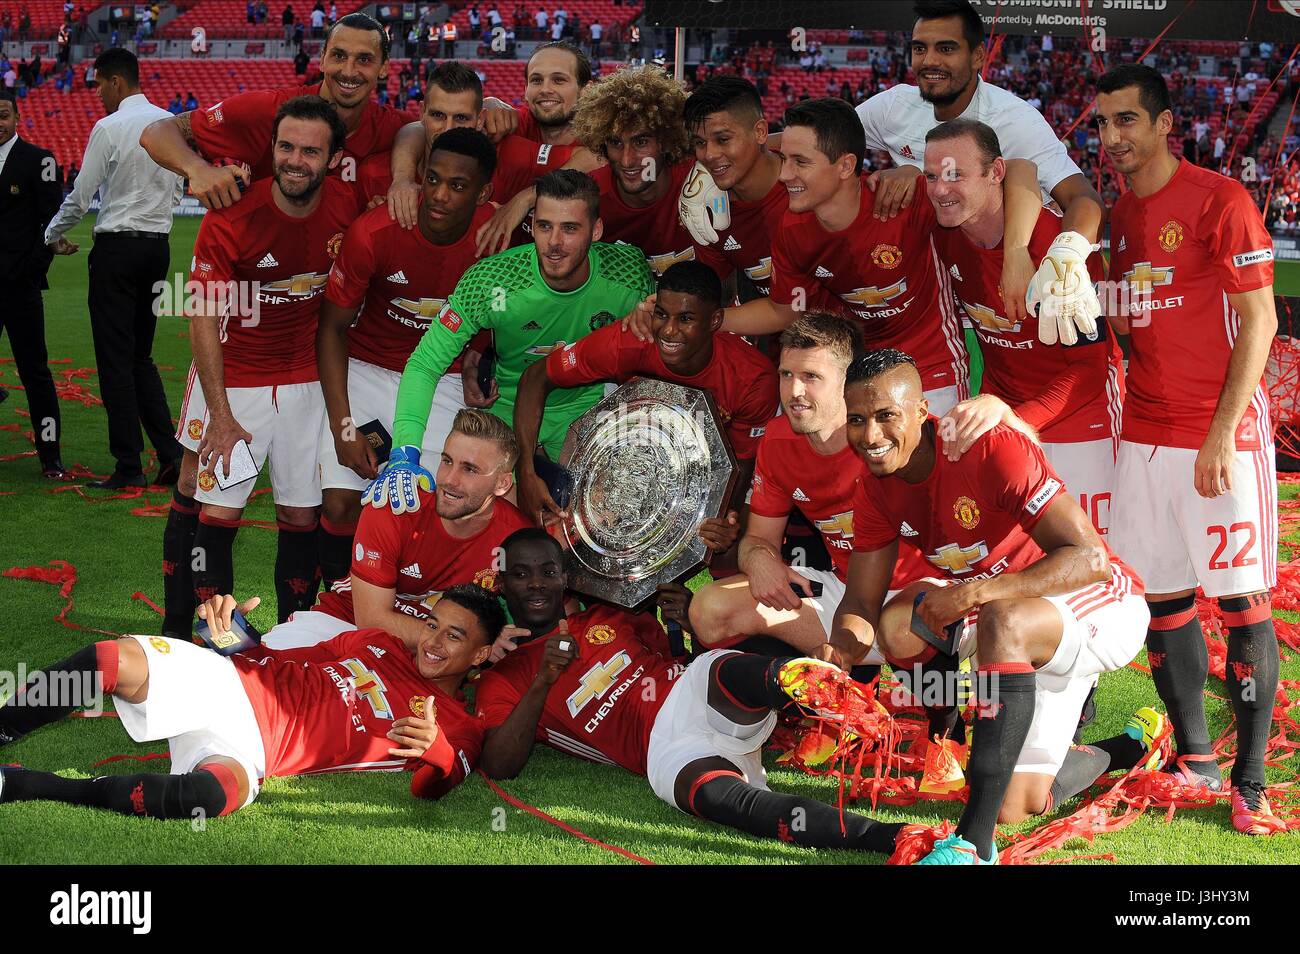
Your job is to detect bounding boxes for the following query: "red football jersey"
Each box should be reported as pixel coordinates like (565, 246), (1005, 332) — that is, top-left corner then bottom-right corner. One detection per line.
(693, 178), (788, 297)
(770, 174), (967, 393)
(1110, 159), (1274, 450)
(590, 157), (698, 276)
(192, 83), (409, 181)
(474, 605), (683, 776)
(932, 207), (1122, 444)
(492, 135), (577, 204)
(189, 177), (363, 387)
(233, 628), (483, 798)
(546, 323), (779, 459)
(316, 488), (531, 623)
(325, 201), (496, 374)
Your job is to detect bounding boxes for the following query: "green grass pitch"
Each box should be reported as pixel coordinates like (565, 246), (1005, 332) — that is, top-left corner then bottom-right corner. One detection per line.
(0, 217), (1296, 864)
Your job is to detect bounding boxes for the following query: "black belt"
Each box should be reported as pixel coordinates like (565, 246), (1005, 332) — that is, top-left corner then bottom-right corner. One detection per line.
(95, 230), (169, 240)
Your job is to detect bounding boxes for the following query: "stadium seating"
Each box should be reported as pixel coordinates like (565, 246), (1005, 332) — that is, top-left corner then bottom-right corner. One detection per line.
(0, 0), (75, 38)
(441, 0), (641, 37)
(159, 1), (367, 39)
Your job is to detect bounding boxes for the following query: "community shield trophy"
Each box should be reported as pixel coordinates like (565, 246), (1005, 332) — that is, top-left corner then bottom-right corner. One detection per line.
(557, 377), (739, 608)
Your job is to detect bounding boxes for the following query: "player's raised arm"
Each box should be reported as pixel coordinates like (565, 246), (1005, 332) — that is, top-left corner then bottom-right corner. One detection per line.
(998, 158), (1043, 325)
(385, 121), (428, 229)
(513, 360), (566, 525)
(736, 512), (807, 613)
(350, 576), (437, 651)
(721, 296), (800, 336)
(140, 111), (248, 209)
(825, 542), (895, 668)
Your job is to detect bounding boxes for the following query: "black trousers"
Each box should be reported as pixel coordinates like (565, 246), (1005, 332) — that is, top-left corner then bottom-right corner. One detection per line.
(87, 233), (181, 477)
(0, 285), (61, 468)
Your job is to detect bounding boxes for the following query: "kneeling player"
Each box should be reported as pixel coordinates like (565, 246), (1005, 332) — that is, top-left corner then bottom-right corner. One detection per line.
(0, 585), (501, 817)
(827, 350), (1150, 864)
(476, 528), (905, 855)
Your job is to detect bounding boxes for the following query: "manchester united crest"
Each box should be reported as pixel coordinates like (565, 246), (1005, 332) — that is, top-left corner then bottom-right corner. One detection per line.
(198, 470), (217, 492)
(585, 624), (616, 645)
(871, 243), (903, 269)
(186, 419), (204, 441)
(326, 231), (344, 259)
(409, 695), (434, 718)
(149, 637), (172, 654)
(1157, 219), (1184, 252)
(953, 495), (981, 530)
(473, 567), (499, 593)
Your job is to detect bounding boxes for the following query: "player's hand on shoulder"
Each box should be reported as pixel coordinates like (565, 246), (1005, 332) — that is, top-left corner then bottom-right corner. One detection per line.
(189, 162), (248, 210)
(478, 100), (519, 143)
(998, 244), (1034, 325)
(362, 444), (434, 514)
(518, 469), (568, 528)
(386, 178), (421, 230)
(866, 166), (918, 220)
(196, 593), (262, 638)
(198, 414), (253, 478)
(537, 619), (580, 686)
(697, 510), (740, 553)
(388, 695), (440, 759)
(620, 294), (657, 342)
(488, 624), (532, 664)
(938, 394), (1011, 461)
(476, 191), (531, 257)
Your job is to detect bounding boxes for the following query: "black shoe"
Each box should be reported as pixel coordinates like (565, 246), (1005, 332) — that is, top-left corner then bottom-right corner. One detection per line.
(40, 458), (66, 479)
(153, 459), (181, 486)
(87, 472), (147, 490)
(0, 386), (8, 405)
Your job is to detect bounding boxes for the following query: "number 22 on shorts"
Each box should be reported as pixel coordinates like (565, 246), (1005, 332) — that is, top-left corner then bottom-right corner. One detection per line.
(1206, 522), (1257, 571)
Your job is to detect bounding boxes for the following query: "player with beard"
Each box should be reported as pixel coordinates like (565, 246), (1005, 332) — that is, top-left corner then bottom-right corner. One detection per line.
(0, 584), (502, 818)
(1099, 66), (1284, 833)
(261, 409), (531, 650)
(475, 529), (911, 856)
(316, 129), (497, 586)
(365, 170), (654, 514)
(141, 13), (405, 208)
(170, 97), (364, 634)
(825, 350), (1148, 863)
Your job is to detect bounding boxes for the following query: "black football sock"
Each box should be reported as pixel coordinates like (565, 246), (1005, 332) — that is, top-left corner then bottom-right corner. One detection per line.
(890, 644), (967, 747)
(1091, 732), (1148, 768)
(1145, 595), (1213, 757)
(192, 513), (238, 605)
(161, 488), (199, 635)
(956, 663), (1036, 860)
(275, 520), (321, 623)
(0, 766), (237, 819)
(317, 514), (356, 587)
(849, 664), (882, 686)
(1220, 594), (1280, 787)
(689, 771), (904, 854)
(0, 642), (118, 745)
(1044, 744), (1113, 813)
(709, 652), (793, 714)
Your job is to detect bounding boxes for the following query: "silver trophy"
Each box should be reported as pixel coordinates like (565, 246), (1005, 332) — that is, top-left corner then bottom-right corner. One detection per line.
(557, 378), (738, 608)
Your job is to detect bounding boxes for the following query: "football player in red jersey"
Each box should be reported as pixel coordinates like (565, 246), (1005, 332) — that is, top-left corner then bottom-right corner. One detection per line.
(512, 261), (776, 542)
(141, 13), (404, 208)
(171, 98), (364, 632)
(316, 129), (498, 584)
(923, 119), (1122, 536)
(266, 409), (531, 653)
(475, 529), (907, 855)
(1098, 66), (1283, 834)
(0, 583), (503, 818)
(823, 350), (1150, 864)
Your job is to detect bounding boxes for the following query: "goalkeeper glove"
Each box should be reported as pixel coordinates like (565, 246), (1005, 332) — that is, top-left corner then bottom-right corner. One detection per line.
(678, 161), (731, 245)
(362, 444), (434, 515)
(1025, 230), (1102, 346)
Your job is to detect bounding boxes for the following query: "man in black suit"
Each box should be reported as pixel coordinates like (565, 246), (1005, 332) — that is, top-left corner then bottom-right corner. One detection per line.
(0, 92), (64, 477)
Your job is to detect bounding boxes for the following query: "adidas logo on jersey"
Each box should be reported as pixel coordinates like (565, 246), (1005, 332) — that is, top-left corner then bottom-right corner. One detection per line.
(723, 235), (742, 251)
(522, 320), (542, 331)
(387, 270), (409, 284)
(900, 521), (919, 537)
(1117, 236), (1127, 252)
(368, 645), (387, 658)
(900, 144), (917, 160)
(949, 263), (962, 281)
(401, 563), (422, 577)
(815, 266), (833, 279)
(792, 487), (810, 502)
(257, 253), (279, 268)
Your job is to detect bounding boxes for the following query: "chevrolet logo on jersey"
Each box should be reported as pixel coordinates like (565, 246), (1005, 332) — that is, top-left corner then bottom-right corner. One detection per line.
(744, 256), (773, 284)
(1122, 262), (1174, 293)
(927, 541), (990, 575)
(646, 247), (696, 276)
(962, 299), (1020, 334)
(339, 657), (395, 720)
(390, 296), (447, 328)
(840, 280), (907, 308)
(813, 511), (854, 550)
(259, 272), (329, 296)
(567, 651), (632, 716)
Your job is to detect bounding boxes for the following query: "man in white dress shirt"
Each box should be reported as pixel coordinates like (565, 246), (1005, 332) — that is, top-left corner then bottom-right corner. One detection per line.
(45, 48), (185, 490)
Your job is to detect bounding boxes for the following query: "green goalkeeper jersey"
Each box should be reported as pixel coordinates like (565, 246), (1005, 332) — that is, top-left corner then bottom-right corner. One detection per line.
(392, 241), (655, 455)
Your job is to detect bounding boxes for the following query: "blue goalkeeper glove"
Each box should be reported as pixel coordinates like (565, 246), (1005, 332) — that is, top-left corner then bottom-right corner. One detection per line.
(363, 444), (434, 514)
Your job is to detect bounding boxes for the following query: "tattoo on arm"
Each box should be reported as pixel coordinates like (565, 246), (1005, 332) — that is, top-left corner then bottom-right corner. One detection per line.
(177, 111), (196, 146)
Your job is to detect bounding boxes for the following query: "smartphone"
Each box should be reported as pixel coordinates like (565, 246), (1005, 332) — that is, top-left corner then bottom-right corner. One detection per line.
(909, 591), (962, 656)
(194, 609), (263, 657)
(790, 579), (824, 599)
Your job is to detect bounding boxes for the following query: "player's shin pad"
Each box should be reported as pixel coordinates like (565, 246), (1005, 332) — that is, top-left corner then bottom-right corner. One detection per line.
(1026, 231), (1101, 346)
(362, 444), (434, 514)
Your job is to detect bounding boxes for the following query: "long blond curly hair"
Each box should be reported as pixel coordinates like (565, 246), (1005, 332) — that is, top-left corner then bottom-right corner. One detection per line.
(570, 66), (691, 166)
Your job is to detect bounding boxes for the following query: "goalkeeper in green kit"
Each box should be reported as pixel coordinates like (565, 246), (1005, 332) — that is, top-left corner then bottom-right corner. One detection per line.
(365, 169), (655, 515)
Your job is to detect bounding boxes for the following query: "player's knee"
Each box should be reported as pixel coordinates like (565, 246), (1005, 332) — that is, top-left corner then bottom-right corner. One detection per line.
(112, 637), (149, 703)
(688, 584), (732, 644)
(274, 504), (319, 528)
(321, 492), (361, 528)
(998, 777), (1051, 824)
(673, 756), (746, 815)
(975, 599), (1032, 660)
(193, 759), (249, 816)
(178, 450), (199, 498)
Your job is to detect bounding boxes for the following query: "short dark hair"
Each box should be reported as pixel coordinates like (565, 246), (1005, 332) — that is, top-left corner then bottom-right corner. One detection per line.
(845, 348), (917, 388)
(780, 312), (860, 370)
(273, 95), (348, 156)
(0, 90), (17, 113)
(914, 0), (985, 51)
(326, 11), (389, 61)
(94, 47), (139, 87)
(783, 97), (865, 176)
(684, 75), (764, 130)
(437, 583), (506, 646)
(925, 117), (1002, 169)
(428, 126), (497, 180)
(503, 527), (564, 562)
(1097, 64), (1172, 121)
(658, 260), (723, 309)
(427, 61), (483, 107)
(528, 39), (592, 87)
(535, 168), (600, 220)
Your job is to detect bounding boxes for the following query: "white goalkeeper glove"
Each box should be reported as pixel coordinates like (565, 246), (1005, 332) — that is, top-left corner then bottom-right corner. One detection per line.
(1026, 230), (1101, 346)
(678, 161), (731, 245)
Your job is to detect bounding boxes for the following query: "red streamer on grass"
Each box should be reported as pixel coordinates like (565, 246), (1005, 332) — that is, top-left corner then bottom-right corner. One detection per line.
(132, 591), (165, 616)
(91, 753), (169, 768)
(2, 560), (118, 637)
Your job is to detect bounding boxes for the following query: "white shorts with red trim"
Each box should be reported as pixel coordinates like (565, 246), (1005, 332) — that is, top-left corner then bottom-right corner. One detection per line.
(262, 609), (352, 650)
(176, 366), (324, 509)
(318, 359), (466, 492)
(1042, 438), (1116, 536)
(114, 635), (266, 809)
(790, 566), (885, 665)
(1109, 439), (1278, 597)
(645, 649), (775, 810)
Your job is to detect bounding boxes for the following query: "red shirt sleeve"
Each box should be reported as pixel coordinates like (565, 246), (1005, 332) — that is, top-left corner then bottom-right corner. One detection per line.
(348, 502), (405, 588)
(725, 364), (779, 461)
(409, 708), (483, 800)
(190, 89), (281, 165)
(850, 474), (899, 552)
(1206, 182), (1275, 293)
(244, 629), (364, 665)
(545, 322), (639, 386)
(768, 220), (810, 308)
(190, 211), (238, 286)
(747, 435), (792, 518)
(905, 172), (937, 235)
(979, 427), (1065, 531)
(473, 665), (529, 731)
(326, 215), (380, 309)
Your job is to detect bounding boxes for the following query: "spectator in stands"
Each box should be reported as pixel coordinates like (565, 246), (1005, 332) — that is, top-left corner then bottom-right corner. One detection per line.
(58, 25), (72, 66)
(311, 2), (326, 37)
(185, 91), (199, 110)
(469, 4), (481, 36)
(83, 63), (94, 88)
(168, 92), (183, 114)
(589, 21), (601, 57)
(550, 17), (562, 41)
(442, 19), (457, 56)
(1214, 130), (1226, 167)
(488, 6), (503, 31)
(294, 46), (310, 75)
(799, 52), (813, 72)
(328, 2), (337, 26)
(293, 21), (305, 46)
(247, 1), (257, 25)
(283, 4), (295, 42)
(18, 7), (31, 41)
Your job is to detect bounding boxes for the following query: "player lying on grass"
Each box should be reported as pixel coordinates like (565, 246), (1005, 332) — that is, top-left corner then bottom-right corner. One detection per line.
(825, 349), (1151, 864)
(477, 528), (908, 855)
(0, 584), (502, 818)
